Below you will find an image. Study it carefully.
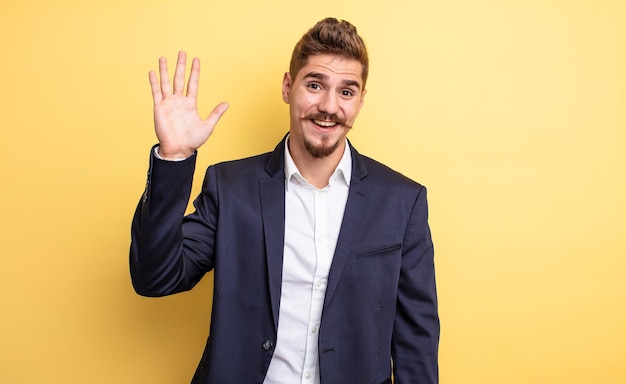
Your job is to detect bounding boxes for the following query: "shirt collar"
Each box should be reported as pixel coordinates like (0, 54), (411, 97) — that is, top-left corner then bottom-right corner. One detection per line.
(284, 135), (352, 190)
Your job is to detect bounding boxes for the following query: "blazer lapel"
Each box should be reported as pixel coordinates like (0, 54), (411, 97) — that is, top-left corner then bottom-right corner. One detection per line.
(324, 143), (371, 308)
(260, 138), (287, 330)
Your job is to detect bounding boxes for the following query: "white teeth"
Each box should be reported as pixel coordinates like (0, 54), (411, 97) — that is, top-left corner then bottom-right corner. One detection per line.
(314, 120), (337, 127)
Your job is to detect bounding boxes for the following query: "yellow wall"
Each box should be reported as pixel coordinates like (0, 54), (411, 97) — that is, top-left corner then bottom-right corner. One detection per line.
(1, 0), (624, 383)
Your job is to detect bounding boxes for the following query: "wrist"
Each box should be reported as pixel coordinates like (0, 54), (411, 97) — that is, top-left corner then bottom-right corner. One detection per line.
(154, 146), (194, 161)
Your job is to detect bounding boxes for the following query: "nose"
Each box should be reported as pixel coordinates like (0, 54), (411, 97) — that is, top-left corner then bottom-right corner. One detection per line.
(318, 91), (340, 115)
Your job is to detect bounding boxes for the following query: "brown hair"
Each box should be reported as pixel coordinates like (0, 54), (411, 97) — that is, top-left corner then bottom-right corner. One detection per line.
(289, 18), (369, 88)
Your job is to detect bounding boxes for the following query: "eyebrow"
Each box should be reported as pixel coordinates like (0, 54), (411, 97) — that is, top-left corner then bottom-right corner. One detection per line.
(303, 72), (362, 90)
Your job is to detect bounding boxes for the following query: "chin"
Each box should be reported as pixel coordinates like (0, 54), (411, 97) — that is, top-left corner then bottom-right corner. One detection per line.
(304, 137), (341, 158)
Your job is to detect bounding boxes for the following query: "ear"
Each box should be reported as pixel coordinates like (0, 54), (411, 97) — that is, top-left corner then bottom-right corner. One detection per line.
(281, 72), (292, 103)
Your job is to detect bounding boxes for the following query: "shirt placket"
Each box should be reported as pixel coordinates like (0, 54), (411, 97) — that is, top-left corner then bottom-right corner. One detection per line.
(301, 189), (329, 384)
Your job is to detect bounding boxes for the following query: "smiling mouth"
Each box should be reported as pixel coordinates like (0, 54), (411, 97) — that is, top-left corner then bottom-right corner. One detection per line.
(312, 119), (338, 128)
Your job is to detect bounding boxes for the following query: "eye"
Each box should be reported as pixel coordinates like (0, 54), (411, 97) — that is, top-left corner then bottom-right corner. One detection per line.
(308, 83), (321, 90)
(340, 89), (355, 97)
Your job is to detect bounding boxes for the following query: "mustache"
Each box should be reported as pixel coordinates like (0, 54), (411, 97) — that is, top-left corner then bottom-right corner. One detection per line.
(306, 113), (346, 125)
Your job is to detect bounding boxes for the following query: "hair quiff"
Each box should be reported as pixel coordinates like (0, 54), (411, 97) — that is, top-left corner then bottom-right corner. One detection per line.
(289, 18), (369, 87)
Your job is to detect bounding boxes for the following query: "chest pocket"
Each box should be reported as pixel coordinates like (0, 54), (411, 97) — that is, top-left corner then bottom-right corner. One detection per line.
(354, 243), (401, 259)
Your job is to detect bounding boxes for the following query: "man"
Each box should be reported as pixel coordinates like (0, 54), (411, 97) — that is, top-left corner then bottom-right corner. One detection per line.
(131, 18), (439, 384)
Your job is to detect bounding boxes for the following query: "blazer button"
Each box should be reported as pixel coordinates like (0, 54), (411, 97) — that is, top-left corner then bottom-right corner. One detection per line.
(262, 340), (274, 351)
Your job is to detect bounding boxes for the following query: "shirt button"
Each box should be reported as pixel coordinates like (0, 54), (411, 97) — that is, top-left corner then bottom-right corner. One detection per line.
(305, 372), (312, 380)
(262, 340), (274, 351)
(311, 326), (318, 334)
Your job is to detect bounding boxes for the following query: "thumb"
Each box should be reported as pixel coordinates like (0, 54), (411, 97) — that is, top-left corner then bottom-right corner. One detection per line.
(205, 102), (229, 128)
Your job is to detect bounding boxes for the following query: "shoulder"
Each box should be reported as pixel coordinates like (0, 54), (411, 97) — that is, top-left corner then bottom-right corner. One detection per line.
(212, 151), (271, 171)
(209, 137), (286, 178)
(357, 153), (425, 193)
(202, 151), (276, 188)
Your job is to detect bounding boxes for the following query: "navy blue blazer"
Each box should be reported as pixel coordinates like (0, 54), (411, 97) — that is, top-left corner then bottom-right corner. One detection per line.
(130, 137), (439, 383)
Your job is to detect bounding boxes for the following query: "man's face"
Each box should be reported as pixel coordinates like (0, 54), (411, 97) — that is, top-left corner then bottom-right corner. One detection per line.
(282, 54), (366, 160)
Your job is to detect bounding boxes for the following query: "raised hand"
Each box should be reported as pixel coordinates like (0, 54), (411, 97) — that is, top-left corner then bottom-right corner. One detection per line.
(148, 51), (229, 160)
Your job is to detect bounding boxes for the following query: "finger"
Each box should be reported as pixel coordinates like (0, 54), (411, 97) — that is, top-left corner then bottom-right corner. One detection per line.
(204, 102), (230, 130)
(186, 57), (200, 98)
(173, 51), (187, 95)
(148, 70), (162, 104)
(158, 56), (172, 97)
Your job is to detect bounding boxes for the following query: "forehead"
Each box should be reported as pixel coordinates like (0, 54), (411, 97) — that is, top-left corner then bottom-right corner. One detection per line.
(296, 54), (364, 87)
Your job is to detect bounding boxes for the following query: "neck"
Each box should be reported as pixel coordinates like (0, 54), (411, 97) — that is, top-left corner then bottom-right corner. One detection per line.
(288, 140), (345, 189)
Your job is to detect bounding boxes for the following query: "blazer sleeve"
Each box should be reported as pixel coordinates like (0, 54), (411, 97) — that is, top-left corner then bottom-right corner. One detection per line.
(129, 147), (218, 297)
(392, 186), (439, 383)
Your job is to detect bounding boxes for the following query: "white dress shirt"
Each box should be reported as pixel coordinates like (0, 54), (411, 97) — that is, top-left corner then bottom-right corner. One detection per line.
(263, 138), (351, 384)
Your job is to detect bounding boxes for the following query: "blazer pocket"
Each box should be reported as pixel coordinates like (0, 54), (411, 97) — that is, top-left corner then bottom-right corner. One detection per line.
(354, 243), (401, 259)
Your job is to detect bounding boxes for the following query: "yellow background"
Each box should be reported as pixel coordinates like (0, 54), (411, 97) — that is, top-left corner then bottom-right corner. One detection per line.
(1, 0), (625, 383)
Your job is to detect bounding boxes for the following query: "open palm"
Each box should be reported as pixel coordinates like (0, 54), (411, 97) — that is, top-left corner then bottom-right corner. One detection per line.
(149, 51), (228, 160)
